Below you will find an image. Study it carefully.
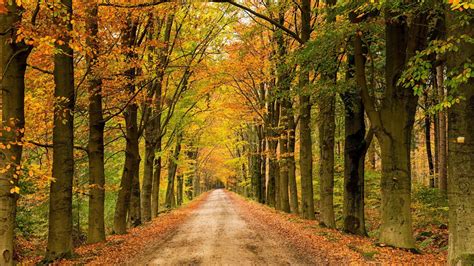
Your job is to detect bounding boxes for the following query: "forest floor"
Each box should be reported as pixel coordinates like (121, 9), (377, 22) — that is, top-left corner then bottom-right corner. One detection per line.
(18, 189), (447, 265)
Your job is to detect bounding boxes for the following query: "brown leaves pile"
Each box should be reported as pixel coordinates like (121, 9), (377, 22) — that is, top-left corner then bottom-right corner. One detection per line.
(228, 192), (446, 265)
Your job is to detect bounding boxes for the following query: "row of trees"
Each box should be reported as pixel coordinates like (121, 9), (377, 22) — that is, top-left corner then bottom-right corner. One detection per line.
(0, 1), (231, 264)
(221, 0), (473, 264)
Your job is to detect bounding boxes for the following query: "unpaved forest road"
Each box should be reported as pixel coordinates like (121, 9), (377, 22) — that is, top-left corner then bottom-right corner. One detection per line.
(142, 189), (311, 265)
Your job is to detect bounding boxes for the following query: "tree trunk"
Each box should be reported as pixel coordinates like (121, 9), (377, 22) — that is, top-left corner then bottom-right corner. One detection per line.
(0, 3), (30, 264)
(85, 2), (106, 244)
(143, 15), (171, 221)
(129, 158), (141, 227)
(424, 105), (435, 187)
(151, 150), (161, 217)
(275, 10), (290, 212)
(113, 18), (138, 234)
(113, 103), (139, 234)
(318, 96), (336, 228)
(266, 97), (279, 207)
(46, 0), (75, 259)
(255, 126), (264, 203)
(288, 115), (298, 214)
(165, 134), (182, 209)
(177, 174), (183, 206)
(341, 51), (368, 236)
(358, 7), (428, 247)
(318, 0), (337, 229)
(192, 149), (200, 198)
(279, 105), (290, 212)
(142, 131), (155, 221)
(447, 11), (474, 265)
(436, 63), (447, 193)
(299, 0), (315, 220)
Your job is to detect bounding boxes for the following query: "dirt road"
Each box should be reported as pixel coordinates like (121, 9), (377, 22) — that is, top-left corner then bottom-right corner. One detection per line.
(143, 189), (312, 265)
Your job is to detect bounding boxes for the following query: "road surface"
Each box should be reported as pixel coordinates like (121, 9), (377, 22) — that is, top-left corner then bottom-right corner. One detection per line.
(142, 189), (311, 265)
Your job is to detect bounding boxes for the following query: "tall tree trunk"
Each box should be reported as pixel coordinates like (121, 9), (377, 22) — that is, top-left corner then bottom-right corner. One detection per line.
(113, 18), (138, 234)
(151, 145), (161, 217)
(318, 0), (337, 228)
(255, 126), (264, 203)
(142, 128), (155, 221)
(266, 98), (280, 207)
(279, 107), (290, 212)
(177, 174), (183, 206)
(275, 10), (290, 213)
(341, 51), (369, 236)
(0, 3), (30, 264)
(129, 157), (141, 227)
(318, 96), (336, 228)
(424, 92), (435, 187)
(165, 134), (182, 209)
(299, 0), (315, 220)
(436, 63), (447, 193)
(359, 9), (429, 248)
(447, 10), (474, 265)
(85, 2), (106, 244)
(113, 102), (139, 234)
(288, 115), (299, 214)
(46, 0), (75, 259)
(192, 149), (200, 198)
(143, 15), (171, 221)
(259, 125), (266, 204)
(250, 126), (262, 201)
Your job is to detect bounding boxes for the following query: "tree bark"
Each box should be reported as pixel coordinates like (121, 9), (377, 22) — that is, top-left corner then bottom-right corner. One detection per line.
(299, 0), (315, 220)
(341, 51), (369, 236)
(46, 0), (75, 259)
(424, 94), (435, 187)
(151, 148), (162, 217)
(436, 63), (447, 193)
(288, 115), (298, 214)
(129, 157), (141, 227)
(177, 174), (183, 206)
(85, 2), (106, 244)
(143, 15), (172, 221)
(0, 3), (30, 264)
(358, 6), (429, 247)
(318, 0), (337, 228)
(275, 10), (290, 213)
(142, 129), (155, 221)
(318, 96), (336, 228)
(165, 134), (182, 209)
(113, 18), (139, 234)
(266, 97), (280, 207)
(113, 101), (139, 234)
(447, 10), (474, 265)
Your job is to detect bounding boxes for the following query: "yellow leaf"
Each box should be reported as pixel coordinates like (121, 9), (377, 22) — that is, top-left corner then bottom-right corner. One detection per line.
(10, 186), (20, 194)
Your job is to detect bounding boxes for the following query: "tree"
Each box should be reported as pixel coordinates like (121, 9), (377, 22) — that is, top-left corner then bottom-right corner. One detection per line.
(113, 16), (140, 234)
(46, 0), (76, 259)
(446, 4), (474, 264)
(165, 133), (182, 209)
(360, 3), (430, 248)
(0, 2), (31, 264)
(85, 1), (106, 244)
(318, 0), (337, 229)
(341, 36), (371, 236)
(298, 0), (316, 220)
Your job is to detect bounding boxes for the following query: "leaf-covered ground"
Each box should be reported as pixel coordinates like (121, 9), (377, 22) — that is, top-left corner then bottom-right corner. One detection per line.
(18, 190), (446, 265)
(228, 191), (447, 265)
(17, 192), (209, 265)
